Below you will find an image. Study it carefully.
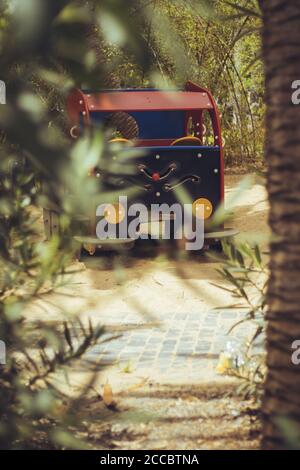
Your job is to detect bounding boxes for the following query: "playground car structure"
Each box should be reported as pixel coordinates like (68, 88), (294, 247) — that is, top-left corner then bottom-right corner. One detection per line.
(43, 81), (236, 253)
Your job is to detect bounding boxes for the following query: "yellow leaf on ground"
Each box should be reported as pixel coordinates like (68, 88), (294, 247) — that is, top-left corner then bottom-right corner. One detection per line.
(216, 353), (231, 375)
(103, 382), (114, 407)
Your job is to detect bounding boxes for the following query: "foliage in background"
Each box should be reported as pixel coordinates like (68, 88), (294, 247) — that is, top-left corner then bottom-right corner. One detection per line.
(104, 0), (264, 165)
(9, 0), (264, 166)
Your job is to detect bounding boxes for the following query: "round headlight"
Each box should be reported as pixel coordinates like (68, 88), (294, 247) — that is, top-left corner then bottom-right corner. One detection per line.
(192, 198), (213, 220)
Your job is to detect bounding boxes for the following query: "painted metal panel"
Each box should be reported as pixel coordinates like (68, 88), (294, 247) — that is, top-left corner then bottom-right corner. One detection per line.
(86, 91), (213, 112)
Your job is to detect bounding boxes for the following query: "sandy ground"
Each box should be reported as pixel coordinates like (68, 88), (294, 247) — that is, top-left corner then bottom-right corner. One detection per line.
(27, 173), (269, 449)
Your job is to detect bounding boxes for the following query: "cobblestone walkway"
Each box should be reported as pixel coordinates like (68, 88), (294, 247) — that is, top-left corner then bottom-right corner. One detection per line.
(88, 309), (261, 384)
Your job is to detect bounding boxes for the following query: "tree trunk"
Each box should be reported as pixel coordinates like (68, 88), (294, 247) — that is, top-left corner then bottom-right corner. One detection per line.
(260, 0), (300, 449)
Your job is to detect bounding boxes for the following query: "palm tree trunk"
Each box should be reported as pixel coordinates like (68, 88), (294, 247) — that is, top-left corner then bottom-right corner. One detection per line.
(260, 0), (300, 449)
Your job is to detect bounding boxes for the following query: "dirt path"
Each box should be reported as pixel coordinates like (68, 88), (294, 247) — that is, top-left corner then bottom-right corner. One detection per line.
(27, 173), (268, 449)
(80, 384), (261, 450)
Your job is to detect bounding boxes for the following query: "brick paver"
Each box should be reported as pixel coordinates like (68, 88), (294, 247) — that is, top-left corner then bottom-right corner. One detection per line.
(87, 309), (262, 383)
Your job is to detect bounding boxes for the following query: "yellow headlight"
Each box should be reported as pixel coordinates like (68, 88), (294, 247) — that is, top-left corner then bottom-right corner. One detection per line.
(193, 198), (213, 220)
(104, 203), (126, 224)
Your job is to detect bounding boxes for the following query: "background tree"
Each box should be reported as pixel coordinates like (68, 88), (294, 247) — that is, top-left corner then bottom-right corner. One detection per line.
(260, 0), (300, 449)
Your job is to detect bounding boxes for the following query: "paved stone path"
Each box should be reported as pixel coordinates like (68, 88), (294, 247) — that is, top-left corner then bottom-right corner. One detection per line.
(87, 309), (261, 384)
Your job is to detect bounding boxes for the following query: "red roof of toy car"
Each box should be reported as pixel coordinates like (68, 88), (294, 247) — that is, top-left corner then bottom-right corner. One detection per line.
(83, 90), (213, 112)
(66, 82), (219, 126)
